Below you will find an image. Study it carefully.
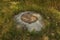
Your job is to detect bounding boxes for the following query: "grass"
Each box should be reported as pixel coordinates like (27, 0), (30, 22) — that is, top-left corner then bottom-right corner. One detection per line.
(0, 0), (60, 40)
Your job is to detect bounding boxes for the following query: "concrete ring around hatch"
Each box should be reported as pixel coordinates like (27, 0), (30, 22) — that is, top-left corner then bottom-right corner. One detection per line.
(14, 11), (45, 32)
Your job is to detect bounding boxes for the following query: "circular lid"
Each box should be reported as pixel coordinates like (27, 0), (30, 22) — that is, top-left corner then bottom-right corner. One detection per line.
(21, 13), (38, 24)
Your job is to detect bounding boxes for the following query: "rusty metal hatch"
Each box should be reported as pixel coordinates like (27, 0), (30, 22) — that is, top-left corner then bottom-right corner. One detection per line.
(21, 13), (38, 24)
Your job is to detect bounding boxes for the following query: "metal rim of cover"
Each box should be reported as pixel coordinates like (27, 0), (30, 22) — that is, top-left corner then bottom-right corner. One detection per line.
(21, 12), (38, 24)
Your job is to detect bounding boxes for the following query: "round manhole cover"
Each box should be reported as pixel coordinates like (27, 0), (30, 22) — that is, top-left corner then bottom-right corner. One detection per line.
(21, 13), (38, 24)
